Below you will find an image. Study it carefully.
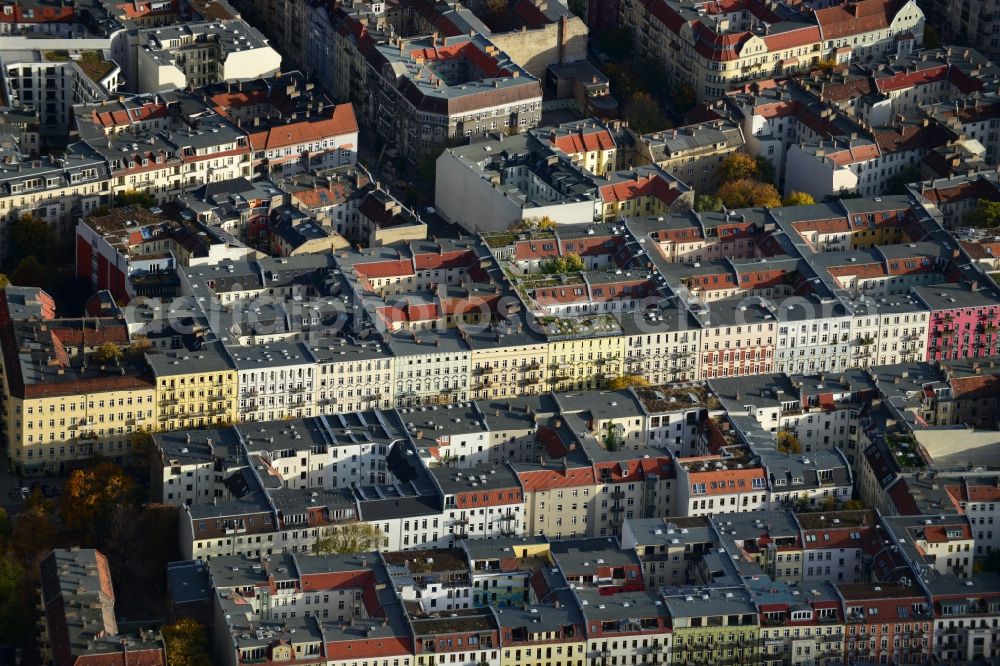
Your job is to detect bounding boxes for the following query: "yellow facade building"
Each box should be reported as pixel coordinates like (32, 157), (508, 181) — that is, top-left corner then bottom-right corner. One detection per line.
(0, 300), (156, 473)
(147, 342), (238, 431)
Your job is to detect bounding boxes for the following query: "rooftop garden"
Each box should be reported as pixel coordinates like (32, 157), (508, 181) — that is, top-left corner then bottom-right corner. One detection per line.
(634, 384), (720, 411)
(885, 432), (926, 469)
(43, 51), (117, 84)
(482, 217), (558, 249)
(536, 313), (621, 338)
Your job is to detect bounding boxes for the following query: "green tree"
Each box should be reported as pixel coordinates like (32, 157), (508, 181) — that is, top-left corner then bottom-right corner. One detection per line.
(695, 194), (724, 212)
(716, 154), (759, 183)
(537, 216), (557, 230)
(776, 431), (802, 454)
(605, 375), (651, 390)
(717, 178), (782, 209)
(416, 154), (437, 183)
(163, 618), (212, 666)
(11, 255), (46, 288)
(885, 165), (922, 195)
(782, 191), (815, 207)
(670, 82), (696, 114)
(965, 200), (1000, 228)
(755, 156), (776, 184)
(114, 190), (155, 208)
(924, 23), (941, 49)
(843, 499), (867, 510)
(595, 27), (634, 60)
(0, 274), (8, 289)
(10, 214), (55, 263)
(11, 504), (55, 564)
(0, 553), (29, 643)
(0, 507), (9, 541)
(626, 92), (670, 135)
(314, 522), (382, 554)
(93, 341), (123, 365)
(540, 253), (585, 274)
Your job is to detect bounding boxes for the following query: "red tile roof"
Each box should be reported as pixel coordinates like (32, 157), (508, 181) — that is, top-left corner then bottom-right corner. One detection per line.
(551, 128), (616, 155)
(814, 0), (900, 41)
(247, 104), (358, 151)
(518, 466), (596, 491)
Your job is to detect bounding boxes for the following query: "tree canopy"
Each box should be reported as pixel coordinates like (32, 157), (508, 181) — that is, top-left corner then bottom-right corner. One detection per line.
(314, 522), (382, 554)
(695, 194), (724, 212)
(776, 431), (802, 454)
(606, 375), (651, 390)
(782, 191), (815, 207)
(114, 190), (156, 208)
(716, 154), (760, 183)
(717, 178), (782, 209)
(540, 253), (585, 274)
(965, 200), (1000, 228)
(93, 342), (123, 365)
(60, 461), (135, 537)
(10, 215), (56, 263)
(626, 92), (671, 135)
(163, 618), (213, 666)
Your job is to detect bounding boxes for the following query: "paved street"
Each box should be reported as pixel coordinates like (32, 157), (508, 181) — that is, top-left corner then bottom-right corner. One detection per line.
(0, 447), (65, 517)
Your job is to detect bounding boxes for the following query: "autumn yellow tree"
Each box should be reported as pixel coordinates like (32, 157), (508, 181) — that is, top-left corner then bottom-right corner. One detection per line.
(163, 618), (212, 666)
(716, 153), (760, 183)
(93, 341), (123, 365)
(782, 191), (815, 207)
(125, 336), (152, 362)
(717, 179), (782, 209)
(776, 431), (802, 454)
(60, 461), (134, 536)
(606, 375), (651, 390)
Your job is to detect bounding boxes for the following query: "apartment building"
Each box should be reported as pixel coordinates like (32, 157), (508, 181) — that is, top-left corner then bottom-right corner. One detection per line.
(540, 119), (620, 176)
(633, 119), (746, 194)
(38, 549), (165, 666)
(205, 75), (359, 177)
(3, 50), (120, 140)
(436, 131), (694, 232)
(231, 341), (316, 422)
(72, 92), (253, 203)
(923, 0), (1000, 60)
(624, 0), (924, 102)
(362, 32), (542, 162)
(795, 510), (878, 584)
(133, 20), (281, 92)
(665, 587), (760, 665)
(146, 342), (239, 431)
(916, 282), (1000, 362)
(0, 296), (157, 473)
(75, 206), (254, 303)
(0, 151), (111, 260)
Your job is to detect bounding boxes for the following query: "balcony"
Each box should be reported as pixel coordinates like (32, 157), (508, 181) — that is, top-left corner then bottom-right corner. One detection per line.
(610, 490), (626, 500)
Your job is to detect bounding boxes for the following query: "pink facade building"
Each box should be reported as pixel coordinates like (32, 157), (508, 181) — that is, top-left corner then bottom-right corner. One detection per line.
(914, 283), (1000, 362)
